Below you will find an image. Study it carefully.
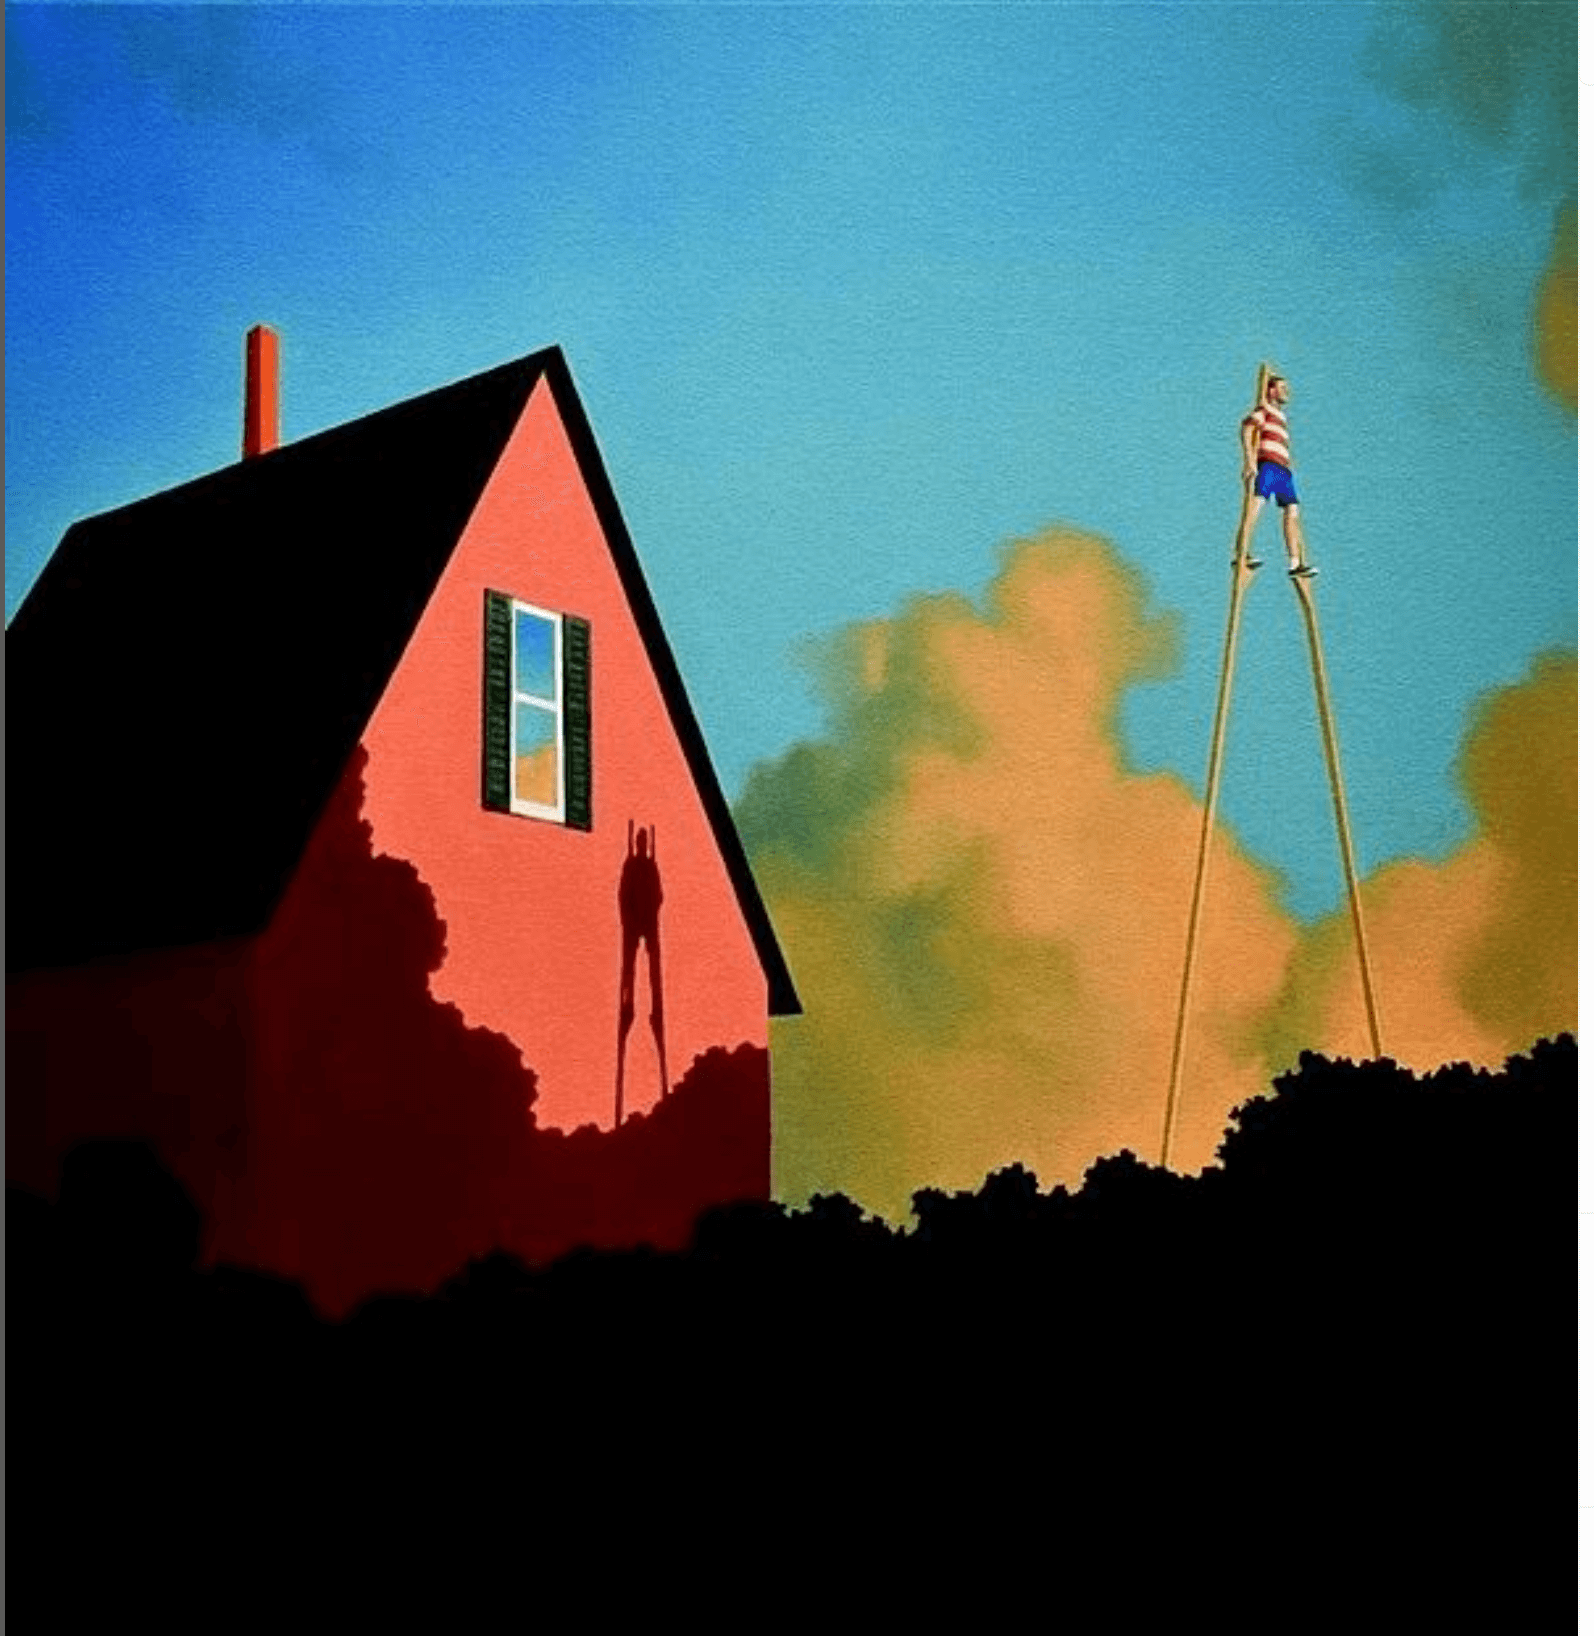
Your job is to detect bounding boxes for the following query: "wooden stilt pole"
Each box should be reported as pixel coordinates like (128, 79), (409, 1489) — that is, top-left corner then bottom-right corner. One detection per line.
(1161, 366), (1277, 1167)
(1163, 362), (1384, 1164)
(1290, 575), (1384, 1058)
(1162, 550), (1257, 1168)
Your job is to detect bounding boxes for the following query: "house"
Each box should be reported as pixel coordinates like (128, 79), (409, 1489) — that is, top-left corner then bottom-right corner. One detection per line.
(7, 335), (800, 1314)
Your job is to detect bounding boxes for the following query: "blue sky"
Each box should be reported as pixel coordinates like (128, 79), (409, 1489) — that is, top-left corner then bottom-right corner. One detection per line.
(6, 2), (1575, 919)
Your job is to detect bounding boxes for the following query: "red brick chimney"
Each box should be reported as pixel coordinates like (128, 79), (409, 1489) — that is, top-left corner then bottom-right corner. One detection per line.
(243, 325), (280, 459)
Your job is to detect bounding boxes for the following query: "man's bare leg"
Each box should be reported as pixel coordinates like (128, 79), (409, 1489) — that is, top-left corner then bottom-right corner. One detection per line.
(1283, 505), (1315, 576)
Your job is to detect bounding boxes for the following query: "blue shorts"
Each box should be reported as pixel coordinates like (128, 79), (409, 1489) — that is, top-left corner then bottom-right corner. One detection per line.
(1255, 461), (1299, 507)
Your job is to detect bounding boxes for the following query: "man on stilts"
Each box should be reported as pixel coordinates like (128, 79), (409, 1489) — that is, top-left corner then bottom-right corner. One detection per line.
(1235, 370), (1317, 578)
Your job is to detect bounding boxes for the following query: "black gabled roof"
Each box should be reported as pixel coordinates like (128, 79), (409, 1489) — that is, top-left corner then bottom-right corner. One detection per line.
(7, 346), (800, 1015)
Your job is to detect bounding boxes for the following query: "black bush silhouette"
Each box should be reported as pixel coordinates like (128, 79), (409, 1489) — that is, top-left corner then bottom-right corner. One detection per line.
(8, 1036), (1568, 1626)
(56, 1138), (204, 1285)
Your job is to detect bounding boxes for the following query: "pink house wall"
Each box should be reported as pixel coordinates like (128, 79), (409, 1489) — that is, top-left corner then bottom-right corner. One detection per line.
(356, 378), (769, 1132)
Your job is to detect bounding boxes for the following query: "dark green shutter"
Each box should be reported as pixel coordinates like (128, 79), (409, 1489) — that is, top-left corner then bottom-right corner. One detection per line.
(482, 590), (512, 812)
(562, 614), (592, 830)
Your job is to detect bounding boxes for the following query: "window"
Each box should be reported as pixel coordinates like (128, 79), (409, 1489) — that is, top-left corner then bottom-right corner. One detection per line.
(482, 590), (591, 829)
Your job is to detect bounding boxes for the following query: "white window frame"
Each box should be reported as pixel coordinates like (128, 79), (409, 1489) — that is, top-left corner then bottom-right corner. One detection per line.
(509, 597), (565, 823)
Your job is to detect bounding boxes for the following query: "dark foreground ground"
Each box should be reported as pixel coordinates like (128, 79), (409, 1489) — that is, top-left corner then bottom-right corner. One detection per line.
(9, 1039), (1570, 1623)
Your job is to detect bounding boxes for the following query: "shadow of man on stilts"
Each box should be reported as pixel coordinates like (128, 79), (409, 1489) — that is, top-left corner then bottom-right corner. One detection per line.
(615, 820), (668, 1128)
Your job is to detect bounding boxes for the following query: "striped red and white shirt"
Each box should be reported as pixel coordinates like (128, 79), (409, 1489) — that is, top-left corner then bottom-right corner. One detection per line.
(1245, 399), (1291, 469)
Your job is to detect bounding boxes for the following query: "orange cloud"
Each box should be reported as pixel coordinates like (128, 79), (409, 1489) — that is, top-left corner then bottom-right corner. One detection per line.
(742, 536), (1575, 1220)
(1260, 651), (1576, 1074)
(740, 531), (1298, 1215)
(1455, 650), (1576, 1042)
(515, 745), (557, 808)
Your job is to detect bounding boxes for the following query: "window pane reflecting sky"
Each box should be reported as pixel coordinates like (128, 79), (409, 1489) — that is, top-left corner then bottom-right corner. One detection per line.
(515, 609), (556, 703)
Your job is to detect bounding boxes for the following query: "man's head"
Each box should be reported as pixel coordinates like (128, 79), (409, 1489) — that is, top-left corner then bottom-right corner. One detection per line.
(1267, 375), (1291, 405)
